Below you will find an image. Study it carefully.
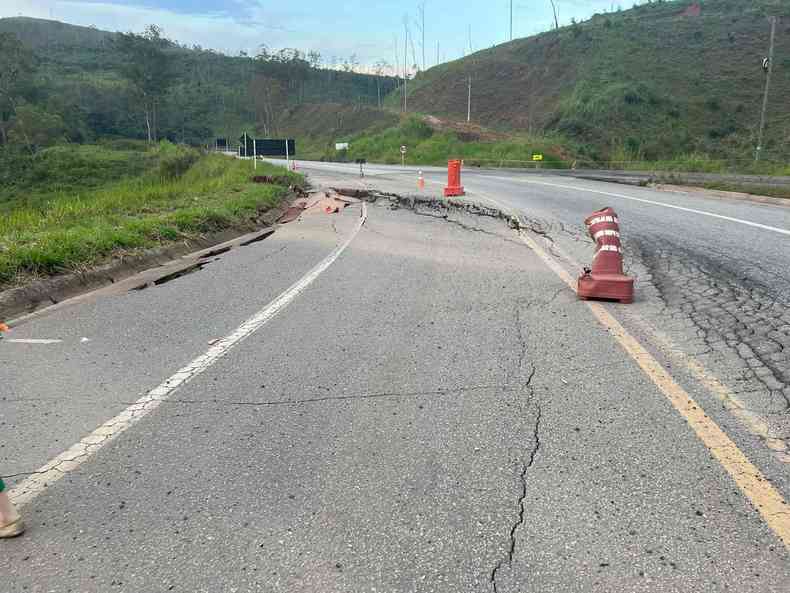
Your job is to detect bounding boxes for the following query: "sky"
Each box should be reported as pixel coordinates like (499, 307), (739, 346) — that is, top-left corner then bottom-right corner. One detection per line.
(1, 1), (647, 71)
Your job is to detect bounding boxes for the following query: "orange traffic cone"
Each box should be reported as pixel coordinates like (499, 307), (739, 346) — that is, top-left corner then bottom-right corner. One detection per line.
(577, 207), (634, 304)
(443, 160), (465, 197)
(418, 171), (425, 190)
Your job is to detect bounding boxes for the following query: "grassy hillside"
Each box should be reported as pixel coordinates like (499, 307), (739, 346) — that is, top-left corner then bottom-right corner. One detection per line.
(308, 115), (567, 167)
(0, 17), (398, 147)
(0, 143), (297, 286)
(399, 0), (790, 164)
(277, 103), (400, 159)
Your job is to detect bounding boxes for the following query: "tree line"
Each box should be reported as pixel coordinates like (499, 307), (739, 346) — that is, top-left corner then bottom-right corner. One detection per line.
(0, 22), (398, 152)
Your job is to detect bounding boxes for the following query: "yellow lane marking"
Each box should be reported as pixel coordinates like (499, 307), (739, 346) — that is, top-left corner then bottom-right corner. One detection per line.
(522, 226), (790, 465)
(622, 313), (790, 463)
(471, 189), (790, 551)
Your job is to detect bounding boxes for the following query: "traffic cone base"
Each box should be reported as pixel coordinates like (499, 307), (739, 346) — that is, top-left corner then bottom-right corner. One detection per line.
(578, 273), (634, 304)
(443, 186), (465, 197)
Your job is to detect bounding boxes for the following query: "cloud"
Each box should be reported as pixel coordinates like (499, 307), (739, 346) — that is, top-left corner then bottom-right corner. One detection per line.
(0, 0), (390, 63)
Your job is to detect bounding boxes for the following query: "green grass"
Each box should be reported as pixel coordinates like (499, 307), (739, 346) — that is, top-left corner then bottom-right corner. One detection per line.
(0, 144), (156, 197)
(697, 181), (790, 200)
(388, 0), (790, 166)
(583, 150), (790, 176)
(317, 116), (568, 168)
(0, 144), (299, 287)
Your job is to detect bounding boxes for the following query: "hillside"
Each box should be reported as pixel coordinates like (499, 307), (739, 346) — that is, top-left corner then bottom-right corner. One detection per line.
(399, 0), (790, 163)
(0, 17), (398, 147)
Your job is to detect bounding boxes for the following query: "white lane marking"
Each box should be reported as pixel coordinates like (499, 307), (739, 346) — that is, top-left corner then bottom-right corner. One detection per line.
(9, 204), (368, 507)
(492, 176), (790, 237)
(3, 339), (63, 345)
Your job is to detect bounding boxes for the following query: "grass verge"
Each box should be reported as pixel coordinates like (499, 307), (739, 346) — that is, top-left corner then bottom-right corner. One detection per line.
(696, 182), (790, 201)
(0, 143), (300, 288)
(309, 116), (568, 168)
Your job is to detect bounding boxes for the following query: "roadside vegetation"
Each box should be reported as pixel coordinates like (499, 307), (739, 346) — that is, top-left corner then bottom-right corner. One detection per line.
(577, 151), (790, 176)
(696, 181), (790, 200)
(395, 0), (790, 169)
(0, 18), (396, 149)
(317, 116), (568, 168)
(0, 142), (298, 287)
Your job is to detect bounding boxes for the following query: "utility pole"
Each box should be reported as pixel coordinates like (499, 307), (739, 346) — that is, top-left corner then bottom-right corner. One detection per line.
(393, 34), (401, 95)
(467, 76), (472, 122)
(510, 0), (513, 41)
(421, 2), (426, 71)
(436, 40), (440, 66)
(756, 16), (777, 162)
(404, 18), (409, 113)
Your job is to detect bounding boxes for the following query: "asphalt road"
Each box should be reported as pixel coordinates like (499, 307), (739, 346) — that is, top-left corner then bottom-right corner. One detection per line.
(2, 160), (790, 591)
(286, 160), (790, 467)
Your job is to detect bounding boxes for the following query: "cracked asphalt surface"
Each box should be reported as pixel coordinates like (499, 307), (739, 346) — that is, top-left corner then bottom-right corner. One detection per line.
(2, 161), (790, 591)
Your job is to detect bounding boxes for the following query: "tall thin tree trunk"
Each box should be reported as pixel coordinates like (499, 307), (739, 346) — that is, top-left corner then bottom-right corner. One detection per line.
(145, 107), (152, 143)
(152, 101), (158, 143)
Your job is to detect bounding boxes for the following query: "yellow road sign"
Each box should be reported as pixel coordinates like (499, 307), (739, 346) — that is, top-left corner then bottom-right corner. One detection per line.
(532, 153), (544, 161)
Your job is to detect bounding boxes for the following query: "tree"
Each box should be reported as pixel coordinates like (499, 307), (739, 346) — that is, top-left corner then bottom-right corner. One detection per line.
(416, 2), (426, 71)
(114, 25), (173, 143)
(549, 0), (560, 29)
(307, 51), (322, 69)
(250, 75), (286, 136)
(8, 104), (66, 148)
(0, 33), (36, 146)
(373, 60), (390, 108)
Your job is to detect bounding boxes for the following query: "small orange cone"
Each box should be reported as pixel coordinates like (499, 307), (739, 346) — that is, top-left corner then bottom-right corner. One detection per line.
(418, 171), (425, 190)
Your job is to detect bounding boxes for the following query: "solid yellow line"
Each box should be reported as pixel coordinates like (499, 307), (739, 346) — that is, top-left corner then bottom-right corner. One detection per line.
(426, 180), (790, 539)
(519, 229), (790, 551)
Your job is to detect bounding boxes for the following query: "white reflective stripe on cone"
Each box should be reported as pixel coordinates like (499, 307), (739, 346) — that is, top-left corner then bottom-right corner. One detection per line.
(588, 215), (620, 226)
(593, 229), (621, 240)
(596, 245), (622, 254)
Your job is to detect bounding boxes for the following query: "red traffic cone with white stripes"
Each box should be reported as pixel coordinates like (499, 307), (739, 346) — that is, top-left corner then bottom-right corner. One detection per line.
(578, 207), (634, 304)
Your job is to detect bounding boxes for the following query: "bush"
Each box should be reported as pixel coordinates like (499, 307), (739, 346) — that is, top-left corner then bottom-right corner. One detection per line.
(400, 116), (434, 141)
(0, 144), (154, 197)
(154, 141), (201, 180)
(7, 104), (67, 149)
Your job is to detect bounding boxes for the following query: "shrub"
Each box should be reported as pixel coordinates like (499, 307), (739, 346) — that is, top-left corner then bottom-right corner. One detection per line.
(154, 142), (201, 180)
(400, 116), (434, 141)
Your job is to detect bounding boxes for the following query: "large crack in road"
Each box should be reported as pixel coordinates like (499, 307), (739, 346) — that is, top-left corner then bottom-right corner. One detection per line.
(351, 190), (549, 592)
(629, 235), (790, 419)
(490, 405), (541, 593)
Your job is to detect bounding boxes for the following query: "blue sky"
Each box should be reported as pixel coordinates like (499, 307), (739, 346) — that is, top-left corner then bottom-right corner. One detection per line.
(2, 1), (648, 70)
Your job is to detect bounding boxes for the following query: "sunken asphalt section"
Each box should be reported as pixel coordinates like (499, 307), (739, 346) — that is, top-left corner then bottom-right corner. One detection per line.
(289, 160), (790, 468)
(2, 164), (790, 591)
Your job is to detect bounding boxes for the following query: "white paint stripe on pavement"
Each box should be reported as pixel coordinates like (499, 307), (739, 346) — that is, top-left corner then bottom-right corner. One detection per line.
(490, 176), (790, 237)
(9, 204), (367, 507)
(3, 339), (63, 344)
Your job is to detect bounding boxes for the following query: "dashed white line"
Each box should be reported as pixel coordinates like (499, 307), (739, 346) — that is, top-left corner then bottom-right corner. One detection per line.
(9, 203), (368, 507)
(3, 339), (63, 345)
